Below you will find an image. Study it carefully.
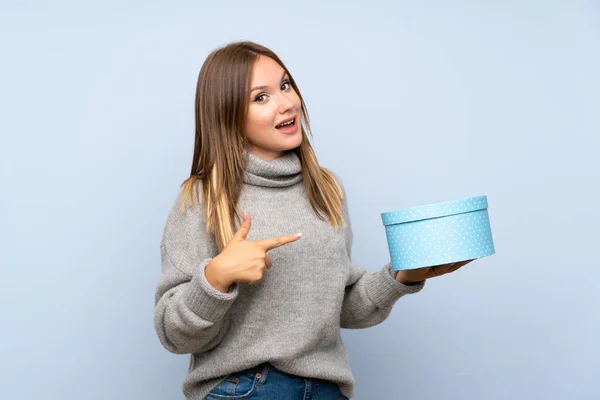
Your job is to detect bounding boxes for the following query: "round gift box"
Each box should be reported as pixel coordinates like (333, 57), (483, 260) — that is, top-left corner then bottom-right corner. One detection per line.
(381, 195), (495, 270)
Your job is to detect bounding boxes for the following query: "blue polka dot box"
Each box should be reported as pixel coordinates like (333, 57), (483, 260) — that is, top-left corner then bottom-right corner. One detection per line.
(380, 195), (496, 270)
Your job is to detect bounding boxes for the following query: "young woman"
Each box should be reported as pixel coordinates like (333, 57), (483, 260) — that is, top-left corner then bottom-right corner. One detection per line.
(154, 41), (471, 400)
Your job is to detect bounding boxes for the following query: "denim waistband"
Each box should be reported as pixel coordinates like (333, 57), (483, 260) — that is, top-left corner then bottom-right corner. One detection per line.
(239, 363), (304, 385)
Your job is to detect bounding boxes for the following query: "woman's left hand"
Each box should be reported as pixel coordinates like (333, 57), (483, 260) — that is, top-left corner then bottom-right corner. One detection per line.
(395, 259), (475, 285)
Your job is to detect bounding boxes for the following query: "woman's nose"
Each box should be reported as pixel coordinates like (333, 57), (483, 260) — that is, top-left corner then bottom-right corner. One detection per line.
(277, 94), (293, 113)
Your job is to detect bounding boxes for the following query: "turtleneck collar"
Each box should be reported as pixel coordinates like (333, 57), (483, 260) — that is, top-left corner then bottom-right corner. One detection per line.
(243, 150), (303, 188)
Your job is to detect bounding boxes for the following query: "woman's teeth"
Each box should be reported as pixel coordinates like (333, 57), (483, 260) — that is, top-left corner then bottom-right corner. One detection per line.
(276, 119), (295, 128)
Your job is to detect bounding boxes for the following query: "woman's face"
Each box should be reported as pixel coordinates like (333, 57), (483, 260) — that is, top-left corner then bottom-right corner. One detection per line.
(244, 55), (303, 161)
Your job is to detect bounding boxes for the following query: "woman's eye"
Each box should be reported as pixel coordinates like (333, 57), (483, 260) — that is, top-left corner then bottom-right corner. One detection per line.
(253, 81), (290, 103)
(254, 93), (268, 103)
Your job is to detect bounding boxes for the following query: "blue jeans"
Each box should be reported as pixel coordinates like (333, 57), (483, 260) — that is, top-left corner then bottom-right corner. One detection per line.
(205, 363), (350, 399)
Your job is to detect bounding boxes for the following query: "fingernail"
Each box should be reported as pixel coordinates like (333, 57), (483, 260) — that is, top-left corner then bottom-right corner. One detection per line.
(294, 233), (303, 238)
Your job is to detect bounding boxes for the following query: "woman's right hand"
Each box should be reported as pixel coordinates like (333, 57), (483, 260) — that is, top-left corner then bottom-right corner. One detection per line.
(204, 212), (302, 292)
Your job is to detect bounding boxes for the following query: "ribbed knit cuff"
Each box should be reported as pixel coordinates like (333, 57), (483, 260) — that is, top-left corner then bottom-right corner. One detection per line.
(183, 258), (239, 322)
(364, 263), (425, 309)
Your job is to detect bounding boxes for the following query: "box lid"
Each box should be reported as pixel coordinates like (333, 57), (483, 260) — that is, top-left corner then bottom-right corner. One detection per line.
(381, 195), (488, 226)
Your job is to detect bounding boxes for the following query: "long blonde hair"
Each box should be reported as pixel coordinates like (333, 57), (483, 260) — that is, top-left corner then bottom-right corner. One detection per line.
(181, 41), (345, 251)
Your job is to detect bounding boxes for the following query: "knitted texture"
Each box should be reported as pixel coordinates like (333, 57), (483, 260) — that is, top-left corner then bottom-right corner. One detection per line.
(154, 151), (424, 399)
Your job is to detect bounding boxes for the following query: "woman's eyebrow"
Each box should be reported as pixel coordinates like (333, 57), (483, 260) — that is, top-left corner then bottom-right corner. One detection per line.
(249, 71), (288, 93)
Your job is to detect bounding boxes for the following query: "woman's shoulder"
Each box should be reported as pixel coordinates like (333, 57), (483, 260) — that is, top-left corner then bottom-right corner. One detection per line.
(162, 178), (217, 248)
(165, 179), (205, 226)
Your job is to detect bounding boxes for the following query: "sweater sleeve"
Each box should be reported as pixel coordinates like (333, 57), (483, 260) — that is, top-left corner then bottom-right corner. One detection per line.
(337, 180), (425, 329)
(154, 190), (239, 354)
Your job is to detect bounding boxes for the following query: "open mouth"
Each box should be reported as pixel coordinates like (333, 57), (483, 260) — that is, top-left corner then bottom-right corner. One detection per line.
(276, 117), (296, 129)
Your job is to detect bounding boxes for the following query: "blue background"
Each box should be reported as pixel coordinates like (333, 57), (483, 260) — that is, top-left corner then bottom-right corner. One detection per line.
(2, 1), (598, 399)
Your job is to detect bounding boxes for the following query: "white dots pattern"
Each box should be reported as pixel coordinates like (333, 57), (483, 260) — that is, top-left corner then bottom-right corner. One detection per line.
(381, 196), (496, 270)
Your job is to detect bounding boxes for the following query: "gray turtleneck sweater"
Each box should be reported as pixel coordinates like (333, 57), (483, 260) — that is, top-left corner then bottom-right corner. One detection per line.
(154, 151), (425, 399)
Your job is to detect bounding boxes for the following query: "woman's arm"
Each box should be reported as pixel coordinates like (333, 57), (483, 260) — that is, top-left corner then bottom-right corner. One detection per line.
(340, 262), (424, 329)
(336, 180), (425, 329)
(154, 191), (239, 354)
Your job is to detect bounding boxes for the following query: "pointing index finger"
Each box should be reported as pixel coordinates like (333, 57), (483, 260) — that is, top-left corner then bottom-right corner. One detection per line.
(258, 233), (303, 251)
